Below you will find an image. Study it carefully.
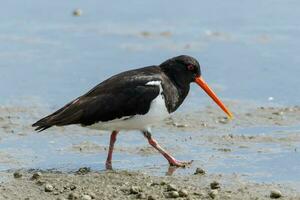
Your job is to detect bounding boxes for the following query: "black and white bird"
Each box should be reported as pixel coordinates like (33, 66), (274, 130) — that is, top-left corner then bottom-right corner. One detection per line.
(33, 55), (233, 169)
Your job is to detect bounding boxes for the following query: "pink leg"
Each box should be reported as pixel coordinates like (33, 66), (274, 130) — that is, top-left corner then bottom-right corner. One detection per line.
(105, 130), (119, 170)
(143, 131), (193, 167)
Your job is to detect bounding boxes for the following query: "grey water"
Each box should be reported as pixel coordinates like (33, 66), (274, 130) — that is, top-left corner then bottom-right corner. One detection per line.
(1, 0), (300, 106)
(0, 0), (300, 186)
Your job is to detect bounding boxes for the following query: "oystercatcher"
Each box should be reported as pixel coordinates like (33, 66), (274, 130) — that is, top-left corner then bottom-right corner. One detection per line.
(33, 55), (233, 169)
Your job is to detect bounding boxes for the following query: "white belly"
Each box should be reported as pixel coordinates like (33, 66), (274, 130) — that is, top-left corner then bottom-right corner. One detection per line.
(88, 81), (170, 131)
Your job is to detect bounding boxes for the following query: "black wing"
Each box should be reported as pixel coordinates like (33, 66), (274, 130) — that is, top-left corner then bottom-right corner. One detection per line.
(32, 66), (162, 131)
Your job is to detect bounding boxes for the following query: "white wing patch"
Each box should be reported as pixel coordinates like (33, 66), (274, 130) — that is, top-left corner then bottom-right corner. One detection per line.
(146, 81), (163, 97)
(146, 80), (161, 86)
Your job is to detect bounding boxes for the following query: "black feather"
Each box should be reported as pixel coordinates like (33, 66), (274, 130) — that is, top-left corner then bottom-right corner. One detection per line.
(32, 66), (163, 131)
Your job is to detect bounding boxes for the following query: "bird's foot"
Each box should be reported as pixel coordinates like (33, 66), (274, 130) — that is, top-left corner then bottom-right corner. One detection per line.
(169, 159), (193, 168)
(105, 161), (113, 170)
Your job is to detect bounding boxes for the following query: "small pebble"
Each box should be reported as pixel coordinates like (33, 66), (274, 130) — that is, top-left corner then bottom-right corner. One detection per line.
(87, 192), (96, 199)
(70, 185), (76, 190)
(178, 189), (188, 197)
(218, 117), (229, 124)
(13, 171), (22, 178)
(194, 167), (206, 175)
(210, 181), (221, 189)
(31, 172), (42, 180)
(45, 183), (54, 192)
(81, 194), (92, 200)
(147, 195), (156, 200)
(150, 182), (159, 186)
(24, 198), (30, 200)
(245, 113), (252, 117)
(130, 186), (140, 194)
(68, 192), (79, 200)
(136, 193), (146, 199)
(272, 111), (284, 116)
(168, 191), (179, 198)
(166, 184), (177, 191)
(73, 9), (82, 16)
(75, 167), (90, 175)
(160, 181), (167, 185)
(209, 190), (218, 199)
(218, 148), (231, 152)
(270, 189), (282, 199)
(173, 122), (188, 128)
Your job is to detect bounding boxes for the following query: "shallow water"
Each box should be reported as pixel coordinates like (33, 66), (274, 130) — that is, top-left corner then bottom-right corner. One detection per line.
(1, 0), (300, 190)
(0, 108), (299, 188)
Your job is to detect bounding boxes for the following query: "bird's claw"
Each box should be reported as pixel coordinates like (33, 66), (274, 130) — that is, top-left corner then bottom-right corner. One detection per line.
(169, 159), (193, 168)
(105, 162), (113, 170)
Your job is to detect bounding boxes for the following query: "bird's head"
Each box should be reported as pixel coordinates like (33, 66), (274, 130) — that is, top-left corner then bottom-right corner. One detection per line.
(160, 55), (233, 119)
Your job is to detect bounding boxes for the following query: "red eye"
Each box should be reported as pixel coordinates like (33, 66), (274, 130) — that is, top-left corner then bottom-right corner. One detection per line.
(187, 64), (195, 71)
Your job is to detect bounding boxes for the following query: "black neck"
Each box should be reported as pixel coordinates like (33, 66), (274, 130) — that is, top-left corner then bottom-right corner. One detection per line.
(159, 65), (191, 113)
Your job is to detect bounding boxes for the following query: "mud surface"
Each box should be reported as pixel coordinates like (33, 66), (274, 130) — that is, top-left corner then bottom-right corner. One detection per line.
(1, 170), (299, 200)
(0, 102), (300, 199)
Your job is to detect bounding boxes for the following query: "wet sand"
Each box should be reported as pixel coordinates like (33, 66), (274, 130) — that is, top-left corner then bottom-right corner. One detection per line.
(1, 169), (299, 200)
(0, 102), (300, 199)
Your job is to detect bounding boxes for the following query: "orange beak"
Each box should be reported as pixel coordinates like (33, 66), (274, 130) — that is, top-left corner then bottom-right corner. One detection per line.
(195, 76), (233, 119)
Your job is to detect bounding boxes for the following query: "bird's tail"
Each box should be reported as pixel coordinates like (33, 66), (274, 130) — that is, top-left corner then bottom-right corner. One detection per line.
(32, 118), (52, 132)
(32, 100), (82, 132)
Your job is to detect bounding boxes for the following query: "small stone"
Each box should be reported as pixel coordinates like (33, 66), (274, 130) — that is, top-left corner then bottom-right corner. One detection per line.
(194, 167), (206, 175)
(68, 192), (79, 200)
(272, 111), (284, 116)
(136, 193), (146, 199)
(209, 190), (218, 199)
(166, 184), (177, 191)
(150, 182), (159, 186)
(13, 171), (22, 178)
(147, 195), (156, 200)
(73, 9), (82, 16)
(140, 31), (151, 37)
(81, 194), (92, 200)
(45, 183), (54, 192)
(75, 167), (90, 175)
(210, 181), (221, 189)
(87, 192), (95, 199)
(130, 186), (140, 194)
(178, 189), (188, 197)
(173, 122), (188, 128)
(217, 148), (231, 152)
(70, 185), (76, 190)
(218, 117), (229, 124)
(31, 172), (42, 180)
(245, 113), (252, 117)
(25, 198), (30, 200)
(168, 191), (179, 198)
(270, 190), (282, 199)
(160, 181), (167, 185)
